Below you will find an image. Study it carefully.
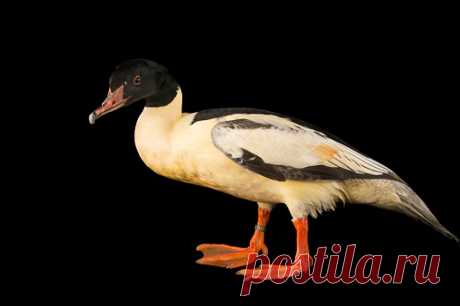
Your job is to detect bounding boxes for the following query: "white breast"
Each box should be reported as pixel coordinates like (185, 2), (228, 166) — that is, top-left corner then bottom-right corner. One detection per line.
(135, 109), (282, 203)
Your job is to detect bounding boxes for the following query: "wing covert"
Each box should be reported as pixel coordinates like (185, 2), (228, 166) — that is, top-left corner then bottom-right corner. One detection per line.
(211, 115), (398, 182)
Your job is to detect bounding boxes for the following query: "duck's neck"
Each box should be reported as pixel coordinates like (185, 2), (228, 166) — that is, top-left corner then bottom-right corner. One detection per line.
(134, 88), (183, 170)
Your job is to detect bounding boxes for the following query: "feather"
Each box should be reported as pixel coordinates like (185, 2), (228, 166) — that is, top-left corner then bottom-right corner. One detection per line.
(211, 116), (398, 182)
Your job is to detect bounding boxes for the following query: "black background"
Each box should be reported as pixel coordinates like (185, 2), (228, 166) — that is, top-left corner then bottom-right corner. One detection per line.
(35, 6), (460, 305)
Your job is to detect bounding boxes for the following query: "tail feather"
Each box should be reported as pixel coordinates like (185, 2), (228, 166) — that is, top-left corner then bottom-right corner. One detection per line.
(393, 182), (459, 243)
(345, 179), (458, 243)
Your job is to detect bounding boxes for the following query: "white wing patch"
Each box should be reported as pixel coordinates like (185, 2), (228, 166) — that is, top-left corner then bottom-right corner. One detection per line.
(211, 114), (395, 180)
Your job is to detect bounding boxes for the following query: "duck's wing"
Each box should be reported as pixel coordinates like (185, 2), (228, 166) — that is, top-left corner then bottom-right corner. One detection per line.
(211, 114), (399, 181)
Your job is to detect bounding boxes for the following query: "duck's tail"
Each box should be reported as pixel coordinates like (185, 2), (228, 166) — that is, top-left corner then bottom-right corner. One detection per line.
(390, 181), (458, 242)
(345, 179), (458, 243)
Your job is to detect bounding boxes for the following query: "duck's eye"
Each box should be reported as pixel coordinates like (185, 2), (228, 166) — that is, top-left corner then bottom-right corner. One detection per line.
(133, 75), (142, 86)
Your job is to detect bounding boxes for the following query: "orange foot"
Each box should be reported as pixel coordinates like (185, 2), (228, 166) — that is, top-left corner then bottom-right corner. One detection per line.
(196, 243), (266, 269)
(237, 217), (313, 281)
(236, 254), (314, 282)
(196, 207), (271, 269)
(196, 226), (269, 269)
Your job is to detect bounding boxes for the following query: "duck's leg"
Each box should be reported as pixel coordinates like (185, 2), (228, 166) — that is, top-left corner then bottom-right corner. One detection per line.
(196, 203), (272, 269)
(237, 217), (312, 280)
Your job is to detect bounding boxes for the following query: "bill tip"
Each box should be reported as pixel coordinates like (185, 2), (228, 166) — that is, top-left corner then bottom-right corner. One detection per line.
(89, 112), (96, 125)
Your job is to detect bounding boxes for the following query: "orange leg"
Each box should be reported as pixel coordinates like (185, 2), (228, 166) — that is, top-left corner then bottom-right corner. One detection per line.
(291, 217), (313, 275)
(196, 207), (271, 269)
(293, 217), (310, 259)
(237, 217), (312, 280)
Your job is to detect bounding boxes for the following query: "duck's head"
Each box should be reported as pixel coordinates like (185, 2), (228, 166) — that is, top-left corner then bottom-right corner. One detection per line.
(89, 59), (178, 124)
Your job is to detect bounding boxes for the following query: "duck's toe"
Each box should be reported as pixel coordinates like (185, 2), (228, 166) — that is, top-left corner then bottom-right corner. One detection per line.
(237, 255), (313, 282)
(196, 244), (255, 269)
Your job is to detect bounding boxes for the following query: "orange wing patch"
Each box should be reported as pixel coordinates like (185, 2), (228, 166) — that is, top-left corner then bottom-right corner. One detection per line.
(313, 144), (338, 161)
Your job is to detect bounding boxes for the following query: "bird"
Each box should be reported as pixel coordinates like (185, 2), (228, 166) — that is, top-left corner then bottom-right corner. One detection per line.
(89, 59), (458, 276)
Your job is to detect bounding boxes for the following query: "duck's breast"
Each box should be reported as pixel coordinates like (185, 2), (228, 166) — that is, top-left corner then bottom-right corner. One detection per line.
(168, 116), (283, 202)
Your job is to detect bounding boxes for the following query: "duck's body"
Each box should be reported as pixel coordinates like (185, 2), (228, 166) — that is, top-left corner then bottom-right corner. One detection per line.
(132, 88), (427, 220)
(91, 59), (457, 277)
(134, 89), (348, 215)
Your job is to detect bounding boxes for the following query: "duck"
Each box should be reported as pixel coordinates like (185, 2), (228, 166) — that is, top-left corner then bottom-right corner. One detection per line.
(89, 59), (458, 276)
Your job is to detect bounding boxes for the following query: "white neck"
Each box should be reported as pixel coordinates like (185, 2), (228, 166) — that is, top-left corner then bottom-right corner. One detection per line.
(134, 89), (183, 172)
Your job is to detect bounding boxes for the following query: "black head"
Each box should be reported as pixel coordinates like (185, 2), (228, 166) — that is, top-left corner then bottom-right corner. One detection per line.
(89, 59), (178, 124)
